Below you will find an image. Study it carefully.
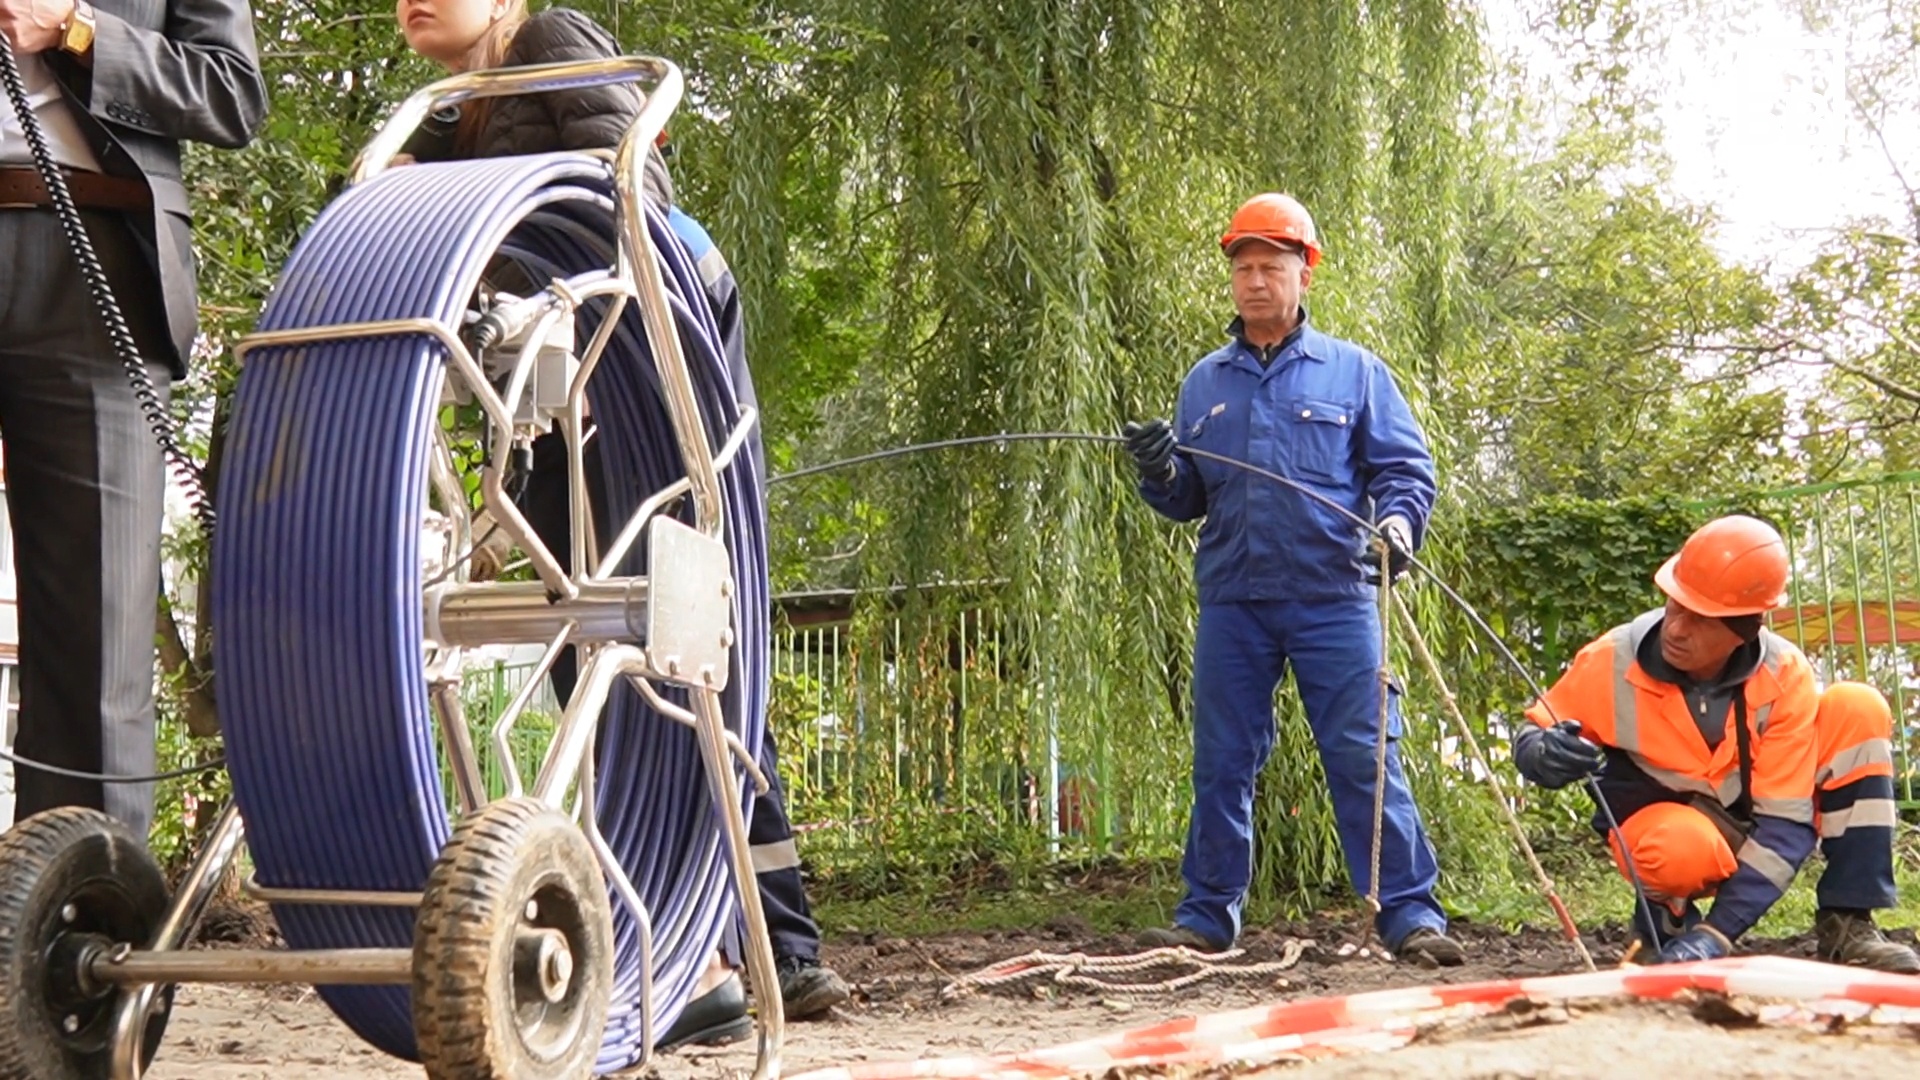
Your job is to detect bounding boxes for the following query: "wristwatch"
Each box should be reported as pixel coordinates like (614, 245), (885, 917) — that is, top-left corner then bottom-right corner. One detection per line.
(60, 1), (97, 57)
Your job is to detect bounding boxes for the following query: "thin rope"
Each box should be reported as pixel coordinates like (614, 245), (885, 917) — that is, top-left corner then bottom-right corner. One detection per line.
(1390, 592), (1596, 971)
(939, 939), (1308, 1000)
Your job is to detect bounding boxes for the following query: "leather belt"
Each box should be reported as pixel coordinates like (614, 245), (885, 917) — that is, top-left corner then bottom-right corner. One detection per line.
(0, 166), (151, 213)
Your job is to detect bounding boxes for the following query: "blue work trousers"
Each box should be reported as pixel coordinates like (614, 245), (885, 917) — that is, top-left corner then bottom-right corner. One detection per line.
(1174, 598), (1446, 949)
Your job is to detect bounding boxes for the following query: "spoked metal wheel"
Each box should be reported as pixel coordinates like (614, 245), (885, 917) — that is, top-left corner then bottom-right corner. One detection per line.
(212, 58), (783, 1076)
(0, 809), (170, 1080)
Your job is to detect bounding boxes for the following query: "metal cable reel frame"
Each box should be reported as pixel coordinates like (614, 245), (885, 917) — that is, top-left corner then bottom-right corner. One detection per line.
(0, 58), (786, 1080)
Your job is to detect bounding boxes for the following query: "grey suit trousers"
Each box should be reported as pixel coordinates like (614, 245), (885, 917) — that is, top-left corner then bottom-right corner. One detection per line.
(0, 206), (173, 840)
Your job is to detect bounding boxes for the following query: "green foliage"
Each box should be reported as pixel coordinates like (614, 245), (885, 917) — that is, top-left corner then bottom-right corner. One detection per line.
(1447, 494), (1701, 677)
(134, 0), (1920, 929)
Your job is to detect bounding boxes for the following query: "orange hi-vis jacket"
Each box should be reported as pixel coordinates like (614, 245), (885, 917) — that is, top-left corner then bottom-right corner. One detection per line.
(1526, 610), (1819, 823)
(1525, 610), (1822, 938)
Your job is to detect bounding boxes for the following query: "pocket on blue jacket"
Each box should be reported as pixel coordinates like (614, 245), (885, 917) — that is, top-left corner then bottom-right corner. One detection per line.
(1286, 397), (1356, 481)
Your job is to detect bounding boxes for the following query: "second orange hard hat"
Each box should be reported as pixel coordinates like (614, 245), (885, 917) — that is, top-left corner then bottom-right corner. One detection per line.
(1654, 514), (1791, 618)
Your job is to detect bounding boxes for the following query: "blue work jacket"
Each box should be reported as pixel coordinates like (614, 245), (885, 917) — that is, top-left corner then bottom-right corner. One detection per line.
(1140, 314), (1436, 604)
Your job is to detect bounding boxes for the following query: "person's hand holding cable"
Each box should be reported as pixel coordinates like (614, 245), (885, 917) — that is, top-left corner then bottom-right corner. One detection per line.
(1122, 419), (1178, 485)
(1365, 514), (1415, 586)
(1512, 721), (1605, 789)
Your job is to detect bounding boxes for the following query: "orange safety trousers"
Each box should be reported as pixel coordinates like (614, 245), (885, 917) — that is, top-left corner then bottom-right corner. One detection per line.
(1607, 681), (1896, 905)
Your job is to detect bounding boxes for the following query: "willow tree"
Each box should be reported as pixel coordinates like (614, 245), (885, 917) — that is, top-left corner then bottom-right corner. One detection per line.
(629, 0), (1536, 908)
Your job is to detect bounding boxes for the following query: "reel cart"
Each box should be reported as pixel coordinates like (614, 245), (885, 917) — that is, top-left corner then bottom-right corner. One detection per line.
(0, 57), (784, 1080)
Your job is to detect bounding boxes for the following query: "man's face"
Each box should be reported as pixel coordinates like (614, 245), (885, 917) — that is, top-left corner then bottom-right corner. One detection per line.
(1660, 598), (1745, 679)
(1228, 242), (1311, 327)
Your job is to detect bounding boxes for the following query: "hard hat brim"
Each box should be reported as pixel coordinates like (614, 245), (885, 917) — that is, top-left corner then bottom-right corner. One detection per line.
(1654, 553), (1786, 618)
(1222, 234), (1293, 255)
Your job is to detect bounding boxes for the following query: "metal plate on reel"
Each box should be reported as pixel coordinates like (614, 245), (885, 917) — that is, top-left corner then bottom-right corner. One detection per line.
(643, 516), (734, 692)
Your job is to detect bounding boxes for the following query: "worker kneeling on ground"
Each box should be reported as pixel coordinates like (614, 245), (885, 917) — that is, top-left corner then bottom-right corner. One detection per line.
(1514, 514), (1917, 972)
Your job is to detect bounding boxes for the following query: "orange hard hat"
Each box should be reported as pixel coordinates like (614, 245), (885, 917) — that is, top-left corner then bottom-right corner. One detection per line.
(1654, 515), (1791, 618)
(1220, 193), (1322, 267)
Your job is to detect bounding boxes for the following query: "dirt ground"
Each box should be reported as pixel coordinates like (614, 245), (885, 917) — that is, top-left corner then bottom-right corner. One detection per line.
(135, 908), (1920, 1079)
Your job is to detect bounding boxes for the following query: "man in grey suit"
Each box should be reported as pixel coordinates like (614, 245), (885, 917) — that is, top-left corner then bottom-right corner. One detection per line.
(0, 0), (265, 838)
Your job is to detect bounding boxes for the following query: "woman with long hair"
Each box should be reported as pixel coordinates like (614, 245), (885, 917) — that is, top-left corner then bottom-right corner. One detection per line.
(391, 0), (852, 1048)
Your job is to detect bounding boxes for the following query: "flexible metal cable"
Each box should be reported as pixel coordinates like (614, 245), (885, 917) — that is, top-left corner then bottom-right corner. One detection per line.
(213, 155), (764, 1069)
(769, 430), (1665, 950)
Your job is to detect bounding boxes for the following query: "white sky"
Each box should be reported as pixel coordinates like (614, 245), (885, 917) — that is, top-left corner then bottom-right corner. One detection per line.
(1484, 0), (1917, 268)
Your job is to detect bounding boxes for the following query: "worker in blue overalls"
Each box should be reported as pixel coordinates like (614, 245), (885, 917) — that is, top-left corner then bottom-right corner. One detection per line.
(1124, 193), (1463, 966)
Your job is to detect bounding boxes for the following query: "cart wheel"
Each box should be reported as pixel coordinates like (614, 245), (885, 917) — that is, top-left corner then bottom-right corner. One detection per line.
(0, 808), (172, 1079)
(412, 797), (613, 1080)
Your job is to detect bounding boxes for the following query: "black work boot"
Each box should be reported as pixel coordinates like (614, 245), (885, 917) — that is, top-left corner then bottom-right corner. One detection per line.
(1815, 909), (1920, 974)
(778, 955), (852, 1019)
(1394, 926), (1466, 967)
(1135, 925), (1229, 952)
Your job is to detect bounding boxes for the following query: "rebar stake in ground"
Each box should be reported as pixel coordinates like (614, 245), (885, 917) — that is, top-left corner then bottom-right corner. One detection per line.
(1390, 593), (1597, 972)
(939, 939), (1308, 1000)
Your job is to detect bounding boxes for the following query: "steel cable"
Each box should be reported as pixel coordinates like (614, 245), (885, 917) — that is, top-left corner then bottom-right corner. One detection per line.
(212, 153), (764, 1069)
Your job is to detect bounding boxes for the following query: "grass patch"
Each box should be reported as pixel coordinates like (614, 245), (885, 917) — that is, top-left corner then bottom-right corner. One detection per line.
(809, 830), (1920, 942)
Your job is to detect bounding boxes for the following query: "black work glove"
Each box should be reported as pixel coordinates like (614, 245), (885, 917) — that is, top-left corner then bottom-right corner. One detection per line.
(1123, 419), (1178, 484)
(1365, 514), (1415, 586)
(1513, 721), (1605, 789)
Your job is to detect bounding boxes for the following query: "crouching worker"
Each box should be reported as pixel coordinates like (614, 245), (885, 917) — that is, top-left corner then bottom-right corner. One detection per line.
(1513, 514), (1916, 972)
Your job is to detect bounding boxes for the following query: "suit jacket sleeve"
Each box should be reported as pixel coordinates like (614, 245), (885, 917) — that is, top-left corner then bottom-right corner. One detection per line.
(81, 1), (268, 149)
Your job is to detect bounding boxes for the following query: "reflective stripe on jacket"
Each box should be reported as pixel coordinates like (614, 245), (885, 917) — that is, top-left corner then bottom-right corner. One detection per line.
(1527, 610), (1820, 823)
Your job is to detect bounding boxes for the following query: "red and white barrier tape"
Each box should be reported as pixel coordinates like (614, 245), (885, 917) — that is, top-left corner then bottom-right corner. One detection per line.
(790, 956), (1920, 1080)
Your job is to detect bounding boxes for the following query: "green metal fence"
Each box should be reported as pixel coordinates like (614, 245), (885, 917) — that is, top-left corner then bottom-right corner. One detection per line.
(1742, 473), (1920, 806)
(446, 473), (1920, 864)
(765, 607), (1186, 868)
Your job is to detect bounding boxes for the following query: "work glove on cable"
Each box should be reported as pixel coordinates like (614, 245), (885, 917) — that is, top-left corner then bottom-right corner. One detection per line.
(1654, 925), (1732, 964)
(1366, 514), (1415, 585)
(1512, 721), (1605, 789)
(1123, 419), (1178, 484)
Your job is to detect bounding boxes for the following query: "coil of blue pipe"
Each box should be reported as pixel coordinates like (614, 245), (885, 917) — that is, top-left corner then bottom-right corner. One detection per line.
(210, 152), (768, 1072)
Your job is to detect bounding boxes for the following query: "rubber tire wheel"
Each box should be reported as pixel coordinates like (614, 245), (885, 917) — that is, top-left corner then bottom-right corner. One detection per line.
(0, 807), (172, 1080)
(412, 797), (613, 1080)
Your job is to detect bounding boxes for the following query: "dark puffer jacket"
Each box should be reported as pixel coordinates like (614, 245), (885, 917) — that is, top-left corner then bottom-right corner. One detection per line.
(403, 6), (673, 205)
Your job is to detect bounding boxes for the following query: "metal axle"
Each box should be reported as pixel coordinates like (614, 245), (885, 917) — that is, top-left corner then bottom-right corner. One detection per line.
(426, 578), (649, 648)
(90, 947), (412, 987)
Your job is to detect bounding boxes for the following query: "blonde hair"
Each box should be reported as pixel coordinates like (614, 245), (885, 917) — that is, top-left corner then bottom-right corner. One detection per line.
(454, 1), (530, 153)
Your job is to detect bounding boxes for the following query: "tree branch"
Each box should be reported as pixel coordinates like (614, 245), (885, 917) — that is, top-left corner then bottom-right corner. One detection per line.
(1806, 353), (1920, 406)
(157, 592), (219, 738)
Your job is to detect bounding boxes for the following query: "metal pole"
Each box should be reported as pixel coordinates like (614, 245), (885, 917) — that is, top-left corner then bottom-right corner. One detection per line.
(1391, 594), (1596, 971)
(427, 578), (648, 647)
(431, 679), (487, 816)
(691, 688), (784, 1080)
(111, 800), (247, 1079)
(93, 948), (413, 987)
